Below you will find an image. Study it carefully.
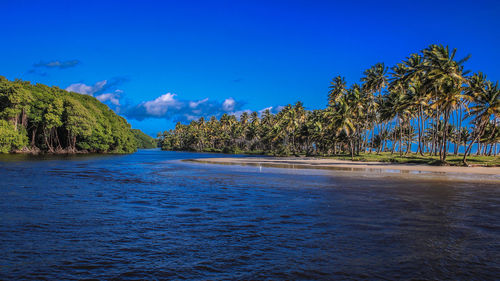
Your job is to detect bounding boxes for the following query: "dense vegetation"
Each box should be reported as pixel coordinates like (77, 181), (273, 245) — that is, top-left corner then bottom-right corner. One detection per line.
(0, 76), (138, 154)
(159, 45), (499, 166)
(132, 129), (157, 149)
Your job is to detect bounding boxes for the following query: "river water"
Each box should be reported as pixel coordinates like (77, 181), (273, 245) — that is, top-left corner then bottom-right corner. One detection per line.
(0, 149), (499, 280)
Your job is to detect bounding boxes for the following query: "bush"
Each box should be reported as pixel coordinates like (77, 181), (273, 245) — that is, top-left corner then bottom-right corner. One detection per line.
(0, 120), (28, 153)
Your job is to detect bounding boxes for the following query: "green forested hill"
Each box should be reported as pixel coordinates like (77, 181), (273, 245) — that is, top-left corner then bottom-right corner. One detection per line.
(131, 129), (157, 149)
(0, 76), (138, 153)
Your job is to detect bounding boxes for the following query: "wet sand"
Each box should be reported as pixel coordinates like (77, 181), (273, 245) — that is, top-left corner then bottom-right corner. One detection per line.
(187, 157), (500, 179)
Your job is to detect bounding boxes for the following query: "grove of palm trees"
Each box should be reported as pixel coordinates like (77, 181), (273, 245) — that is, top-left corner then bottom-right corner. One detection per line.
(159, 44), (500, 166)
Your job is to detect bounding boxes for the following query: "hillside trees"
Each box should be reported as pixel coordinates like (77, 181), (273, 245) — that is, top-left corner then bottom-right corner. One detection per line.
(0, 77), (137, 153)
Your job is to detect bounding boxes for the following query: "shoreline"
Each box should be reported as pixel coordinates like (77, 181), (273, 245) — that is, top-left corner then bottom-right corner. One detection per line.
(186, 157), (500, 179)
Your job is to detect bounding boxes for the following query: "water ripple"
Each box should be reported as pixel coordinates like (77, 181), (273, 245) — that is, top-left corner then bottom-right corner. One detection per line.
(0, 150), (499, 280)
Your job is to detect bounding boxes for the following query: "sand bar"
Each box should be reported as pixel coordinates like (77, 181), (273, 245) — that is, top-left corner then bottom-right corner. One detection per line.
(187, 157), (500, 179)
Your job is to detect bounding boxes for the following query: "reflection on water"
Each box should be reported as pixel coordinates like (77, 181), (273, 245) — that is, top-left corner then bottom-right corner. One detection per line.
(188, 158), (500, 183)
(0, 150), (499, 279)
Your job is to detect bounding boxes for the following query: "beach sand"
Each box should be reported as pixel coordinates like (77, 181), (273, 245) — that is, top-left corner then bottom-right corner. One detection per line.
(187, 157), (500, 179)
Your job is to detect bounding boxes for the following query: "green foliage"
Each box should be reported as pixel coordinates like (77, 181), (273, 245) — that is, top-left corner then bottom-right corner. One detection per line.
(0, 76), (138, 154)
(0, 120), (27, 153)
(158, 44), (500, 165)
(131, 129), (157, 149)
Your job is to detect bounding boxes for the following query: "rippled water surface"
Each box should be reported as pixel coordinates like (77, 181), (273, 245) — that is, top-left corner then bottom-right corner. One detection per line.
(0, 149), (499, 280)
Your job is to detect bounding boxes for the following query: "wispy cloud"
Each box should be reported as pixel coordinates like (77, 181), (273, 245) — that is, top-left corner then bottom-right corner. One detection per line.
(96, 90), (122, 106)
(65, 77), (129, 96)
(33, 59), (80, 69)
(66, 80), (107, 96)
(64, 77), (130, 111)
(26, 69), (47, 77)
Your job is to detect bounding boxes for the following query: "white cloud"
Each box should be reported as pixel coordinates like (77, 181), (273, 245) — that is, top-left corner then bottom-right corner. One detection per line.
(66, 80), (107, 96)
(222, 98), (236, 111)
(189, 98), (209, 109)
(34, 59), (80, 69)
(64, 79), (281, 124)
(258, 106), (283, 115)
(143, 93), (181, 117)
(125, 94), (245, 122)
(259, 106), (273, 113)
(230, 109), (252, 119)
(184, 114), (200, 121)
(96, 91), (121, 106)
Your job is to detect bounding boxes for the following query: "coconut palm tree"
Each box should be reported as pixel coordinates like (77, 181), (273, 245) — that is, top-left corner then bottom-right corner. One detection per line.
(328, 76), (347, 106)
(420, 44), (470, 161)
(361, 63), (388, 96)
(361, 64), (387, 153)
(326, 91), (356, 159)
(403, 53), (430, 155)
(157, 44), (500, 166)
(463, 76), (500, 165)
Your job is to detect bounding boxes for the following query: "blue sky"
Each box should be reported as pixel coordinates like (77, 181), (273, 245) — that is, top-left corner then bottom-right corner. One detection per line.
(1, 0), (499, 136)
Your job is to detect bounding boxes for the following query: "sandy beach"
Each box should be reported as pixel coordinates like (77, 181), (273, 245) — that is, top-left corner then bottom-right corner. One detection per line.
(187, 157), (500, 177)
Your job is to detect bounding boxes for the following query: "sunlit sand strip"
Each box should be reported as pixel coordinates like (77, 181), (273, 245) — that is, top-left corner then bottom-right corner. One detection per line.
(185, 157), (500, 182)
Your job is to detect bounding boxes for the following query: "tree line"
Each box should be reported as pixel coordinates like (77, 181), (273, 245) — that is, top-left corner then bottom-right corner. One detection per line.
(159, 45), (499, 165)
(132, 129), (157, 149)
(0, 76), (138, 153)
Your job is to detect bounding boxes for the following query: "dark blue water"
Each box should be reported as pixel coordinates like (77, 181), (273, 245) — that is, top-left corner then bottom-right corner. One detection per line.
(0, 149), (499, 280)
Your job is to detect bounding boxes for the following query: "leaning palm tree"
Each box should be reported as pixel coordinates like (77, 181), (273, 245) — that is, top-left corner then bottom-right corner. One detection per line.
(462, 75), (500, 165)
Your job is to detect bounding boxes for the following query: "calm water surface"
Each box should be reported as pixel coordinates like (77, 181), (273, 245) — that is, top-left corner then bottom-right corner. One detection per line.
(0, 149), (499, 280)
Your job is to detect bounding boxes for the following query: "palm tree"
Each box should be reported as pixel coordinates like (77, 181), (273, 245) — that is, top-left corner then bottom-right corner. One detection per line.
(247, 111), (260, 149)
(458, 127), (470, 155)
(421, 44), (470, 162)
(260, 109), (275, 152)
(361, 64), (388, 153)
(326, 93), (356, 159)
(307, 109), (326, 154)
(328, 76), (347, 106)
(157, 44), (500, 166)
(361, 63), (388, 96)
(346, 84), (365, 155)
(404, 53), (430, 155)
(462, 76), (500, 165)
(388, 63), (413, 155)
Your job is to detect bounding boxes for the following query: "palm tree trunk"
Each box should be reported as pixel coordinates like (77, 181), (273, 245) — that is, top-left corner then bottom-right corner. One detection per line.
(417, 106), (424, 156)
(463, 123), (486, 165)
(399, 120), (403, 157)
(442, 109), (450, 162)
(487, 143), (493, 156)
(350, 139), (354, 160)
(369, 124), (375, 154)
